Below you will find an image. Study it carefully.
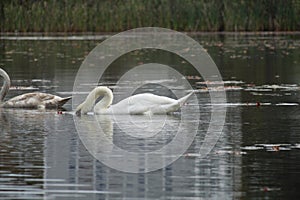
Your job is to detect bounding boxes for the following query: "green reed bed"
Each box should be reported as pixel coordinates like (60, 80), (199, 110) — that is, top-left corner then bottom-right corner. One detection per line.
(1, 0), (299, 33)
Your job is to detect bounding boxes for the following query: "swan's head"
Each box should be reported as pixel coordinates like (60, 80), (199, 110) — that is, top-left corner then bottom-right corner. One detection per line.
(75, 103), (83, 116)
(75, 100), (93, 116)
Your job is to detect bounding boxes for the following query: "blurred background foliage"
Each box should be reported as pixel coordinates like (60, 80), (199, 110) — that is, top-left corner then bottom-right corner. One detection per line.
(0, 0), (300, 33)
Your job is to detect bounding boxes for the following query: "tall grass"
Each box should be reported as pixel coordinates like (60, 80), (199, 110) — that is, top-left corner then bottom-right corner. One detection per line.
(1, 0), (299, 33)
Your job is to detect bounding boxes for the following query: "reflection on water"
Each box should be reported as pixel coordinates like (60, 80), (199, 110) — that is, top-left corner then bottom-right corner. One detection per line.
(74, 105), (200, 173)
(0, 34), (300, 199)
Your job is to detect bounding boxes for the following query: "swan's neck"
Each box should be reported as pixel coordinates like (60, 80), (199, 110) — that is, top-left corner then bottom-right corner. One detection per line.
(0, 69), (11, 103)
(76, 86), (113, 114)
(94, 88), (113, 112)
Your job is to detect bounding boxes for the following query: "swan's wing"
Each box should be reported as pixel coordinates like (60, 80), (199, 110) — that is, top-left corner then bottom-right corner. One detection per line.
(37, 93), (71, 108)
(112, 93), (177, 114)
(4, 93), (43, 108)
(129, 93), (176, 105)
(57, 96), (72, 107)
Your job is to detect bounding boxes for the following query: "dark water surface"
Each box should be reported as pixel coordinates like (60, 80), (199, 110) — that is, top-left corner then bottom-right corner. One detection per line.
(0, 34), (300, 199)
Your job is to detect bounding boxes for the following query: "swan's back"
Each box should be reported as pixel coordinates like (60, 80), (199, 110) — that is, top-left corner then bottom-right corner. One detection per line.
(111, 93), (180, 114)
(130, 93), (176, 104)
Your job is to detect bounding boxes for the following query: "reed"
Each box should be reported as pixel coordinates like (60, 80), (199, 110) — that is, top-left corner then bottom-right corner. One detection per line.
(1, 0), (299, 33)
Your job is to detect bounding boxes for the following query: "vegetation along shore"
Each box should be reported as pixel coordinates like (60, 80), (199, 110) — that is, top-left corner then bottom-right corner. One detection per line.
(0, 0), (299, 33)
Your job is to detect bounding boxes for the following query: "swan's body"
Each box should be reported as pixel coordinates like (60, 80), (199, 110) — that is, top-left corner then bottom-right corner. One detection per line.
(76, 86), (193, 115)
(0, 68), (71, 109)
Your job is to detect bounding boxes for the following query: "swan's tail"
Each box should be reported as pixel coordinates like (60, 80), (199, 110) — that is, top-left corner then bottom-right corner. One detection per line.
(58, 96), (72, 107)
(178, 91), (194, 107)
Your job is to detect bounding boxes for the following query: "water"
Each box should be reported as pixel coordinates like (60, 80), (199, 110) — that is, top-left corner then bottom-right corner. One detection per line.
(0, 33), (300, 199)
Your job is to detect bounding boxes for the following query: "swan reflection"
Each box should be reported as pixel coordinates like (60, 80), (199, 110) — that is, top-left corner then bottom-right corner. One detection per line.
(76, 114), (180, 152)
(74, 113), (198, 173)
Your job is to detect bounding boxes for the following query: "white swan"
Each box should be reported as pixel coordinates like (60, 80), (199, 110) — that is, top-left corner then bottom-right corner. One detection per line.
(0, 68), (71, 109)
(76, 86), (194, 115)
